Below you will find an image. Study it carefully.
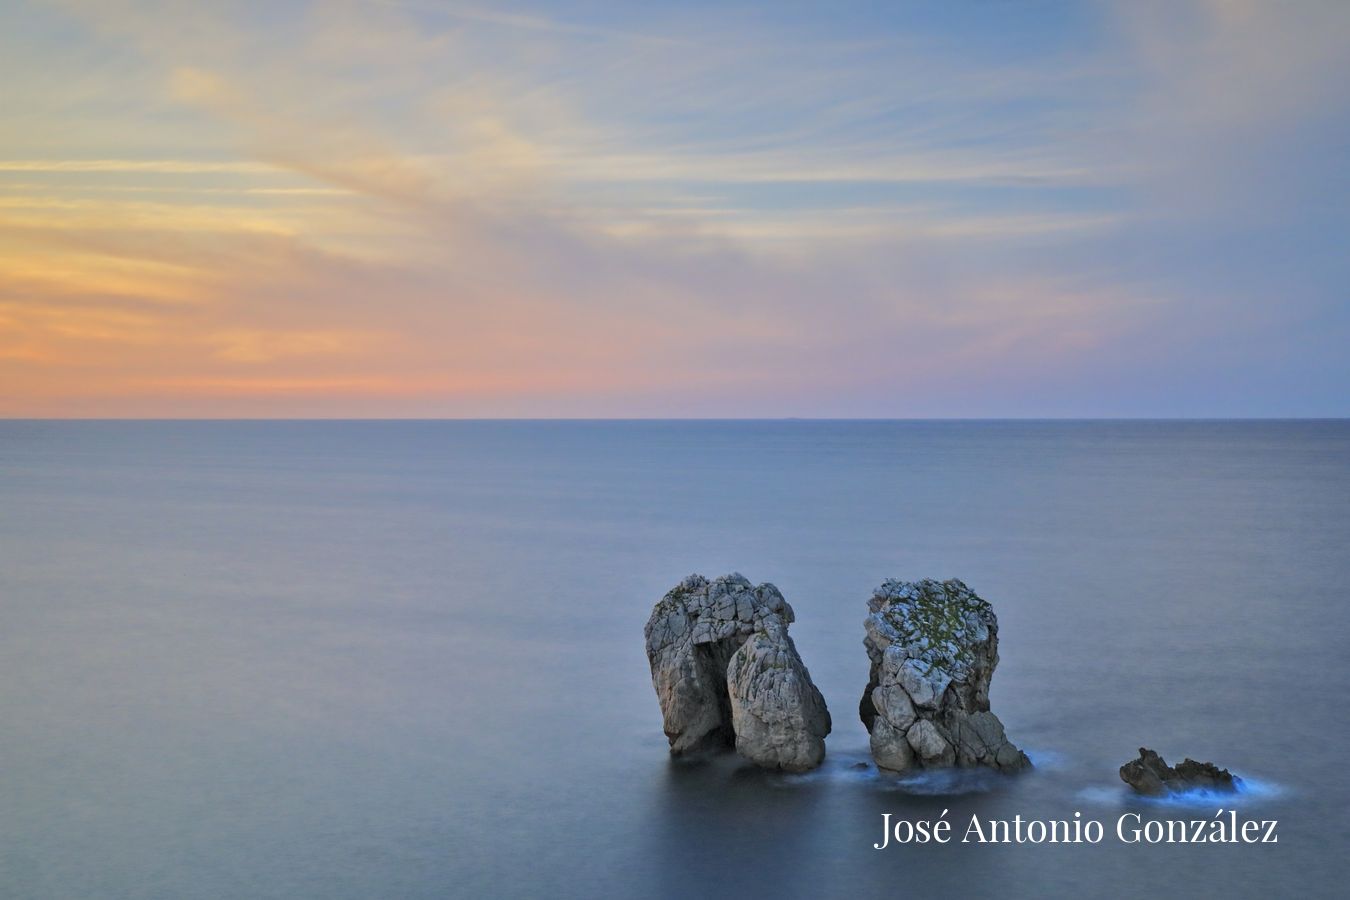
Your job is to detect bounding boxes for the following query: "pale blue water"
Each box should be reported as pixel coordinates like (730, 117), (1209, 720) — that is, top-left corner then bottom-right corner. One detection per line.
(2, 420), (1348, 898)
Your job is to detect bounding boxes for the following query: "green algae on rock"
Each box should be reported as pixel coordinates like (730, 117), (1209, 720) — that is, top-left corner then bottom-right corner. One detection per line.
(860, 578), (1029, 773)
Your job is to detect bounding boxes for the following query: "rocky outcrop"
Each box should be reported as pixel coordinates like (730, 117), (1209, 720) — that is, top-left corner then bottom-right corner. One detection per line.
(645, 573), (831, 772)
(859, 579), (1029, 773)
(1119, 748), (1242, 796)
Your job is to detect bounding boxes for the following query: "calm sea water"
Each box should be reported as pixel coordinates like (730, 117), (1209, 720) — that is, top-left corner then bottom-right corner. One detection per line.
(2, 420), (1348, 898)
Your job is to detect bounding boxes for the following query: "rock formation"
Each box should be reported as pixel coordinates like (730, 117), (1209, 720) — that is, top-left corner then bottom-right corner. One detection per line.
(859, 578), (1029, 773)
(1119, 748), (1242, 796)
(644, 573), (831, 772)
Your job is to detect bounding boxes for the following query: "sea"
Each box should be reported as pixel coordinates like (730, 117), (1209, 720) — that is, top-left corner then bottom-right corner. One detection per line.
(2, 420), (1348, 898)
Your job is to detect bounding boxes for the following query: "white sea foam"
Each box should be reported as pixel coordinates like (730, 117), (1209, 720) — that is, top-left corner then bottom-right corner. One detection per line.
(767, 744), (1056, 795)
(1077, 775), (1285, 808)
(1022, 747), (1069, 770)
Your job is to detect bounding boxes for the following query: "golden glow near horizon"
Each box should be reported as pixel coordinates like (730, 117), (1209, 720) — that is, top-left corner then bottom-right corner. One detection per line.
(2, 0), (1347, 417)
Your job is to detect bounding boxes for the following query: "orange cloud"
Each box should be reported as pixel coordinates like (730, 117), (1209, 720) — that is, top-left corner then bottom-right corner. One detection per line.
(4, 0), (1339, 417)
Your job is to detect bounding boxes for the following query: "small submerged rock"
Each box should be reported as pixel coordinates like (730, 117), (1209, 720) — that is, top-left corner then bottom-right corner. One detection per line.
(644, 573), (831, 772)
(1119, 747), (1242, 796)
(859, 578), (1029, 774)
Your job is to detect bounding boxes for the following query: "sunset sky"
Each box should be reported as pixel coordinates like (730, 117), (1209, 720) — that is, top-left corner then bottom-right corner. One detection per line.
(2, 0), (1347, 417)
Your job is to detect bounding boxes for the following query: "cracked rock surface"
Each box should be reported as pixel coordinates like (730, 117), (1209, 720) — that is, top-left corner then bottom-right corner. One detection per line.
(644, 573), (831, 772)
(1119, 748), (1241, 796)
(859, 578), (1029, 773)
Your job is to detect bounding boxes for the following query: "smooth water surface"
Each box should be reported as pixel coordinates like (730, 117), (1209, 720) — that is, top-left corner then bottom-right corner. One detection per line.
(2, 421), (1348, 897)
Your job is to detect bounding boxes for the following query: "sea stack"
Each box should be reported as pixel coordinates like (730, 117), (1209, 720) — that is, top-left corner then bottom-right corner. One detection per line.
(859, 578), (1029, 773)
(644, 573), (831, 772)
(1119, 748), (1242, 796)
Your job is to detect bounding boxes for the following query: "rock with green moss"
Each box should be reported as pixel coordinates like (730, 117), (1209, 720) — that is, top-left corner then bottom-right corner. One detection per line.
(859, 578), (1029, 773)
(645, 573), (831, 772)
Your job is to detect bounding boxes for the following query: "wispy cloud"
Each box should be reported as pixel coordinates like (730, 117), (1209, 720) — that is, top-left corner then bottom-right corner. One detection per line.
(370, 0), (692, 46)
(0, 159), (279, 173)
(1, 0), (1345, 416)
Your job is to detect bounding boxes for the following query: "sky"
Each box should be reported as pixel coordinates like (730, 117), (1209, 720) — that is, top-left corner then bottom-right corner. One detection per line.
(1, 0), (1347, 418)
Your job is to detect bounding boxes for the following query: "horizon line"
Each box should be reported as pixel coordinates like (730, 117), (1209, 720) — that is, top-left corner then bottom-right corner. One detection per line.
(3, 416), (1348, 423)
